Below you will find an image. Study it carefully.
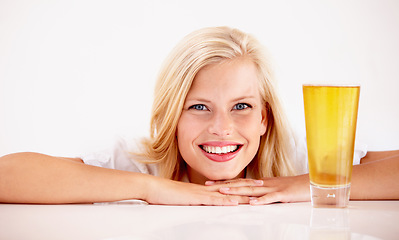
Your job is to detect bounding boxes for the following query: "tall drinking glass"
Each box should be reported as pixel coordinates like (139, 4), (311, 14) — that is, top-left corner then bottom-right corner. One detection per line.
(303, 85), (360, 208)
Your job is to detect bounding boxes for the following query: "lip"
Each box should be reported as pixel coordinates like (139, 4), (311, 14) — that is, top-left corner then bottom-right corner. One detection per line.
(200, 141), (241, 147)
(199, 141), (242, 162)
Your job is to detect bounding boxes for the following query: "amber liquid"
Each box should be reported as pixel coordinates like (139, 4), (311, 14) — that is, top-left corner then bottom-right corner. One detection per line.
(303, 85), (360, 188)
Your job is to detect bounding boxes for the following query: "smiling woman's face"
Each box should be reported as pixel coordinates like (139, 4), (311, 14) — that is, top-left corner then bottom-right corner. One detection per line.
(177, 58), (267, 184)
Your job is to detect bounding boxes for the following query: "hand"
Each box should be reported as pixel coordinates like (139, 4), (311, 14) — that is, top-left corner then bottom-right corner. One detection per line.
(205, 174), (310, 205)
(144, 175), (250, 206)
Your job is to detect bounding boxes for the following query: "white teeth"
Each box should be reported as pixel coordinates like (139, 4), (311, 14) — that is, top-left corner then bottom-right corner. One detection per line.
(202, 145), (239, 154)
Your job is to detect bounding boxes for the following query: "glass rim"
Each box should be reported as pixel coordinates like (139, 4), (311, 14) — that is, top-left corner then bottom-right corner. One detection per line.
(302, 84), (360, 87)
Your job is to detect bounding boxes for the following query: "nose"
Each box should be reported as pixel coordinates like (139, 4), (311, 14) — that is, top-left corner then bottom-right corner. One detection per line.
(208, 111), (234, 137)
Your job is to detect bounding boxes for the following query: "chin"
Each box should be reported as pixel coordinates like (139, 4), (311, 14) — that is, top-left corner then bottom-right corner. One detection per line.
(206, 171), (243, 181)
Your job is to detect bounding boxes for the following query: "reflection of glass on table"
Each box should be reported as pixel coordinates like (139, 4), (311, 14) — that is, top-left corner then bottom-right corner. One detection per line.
(310, 208), (350, 240)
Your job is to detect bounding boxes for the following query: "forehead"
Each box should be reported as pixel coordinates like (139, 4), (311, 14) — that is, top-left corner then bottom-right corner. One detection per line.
(188, 58), (261, 98)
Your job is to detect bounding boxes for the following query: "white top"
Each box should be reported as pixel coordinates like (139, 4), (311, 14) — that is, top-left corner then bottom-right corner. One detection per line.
(80, 137), (367, 177)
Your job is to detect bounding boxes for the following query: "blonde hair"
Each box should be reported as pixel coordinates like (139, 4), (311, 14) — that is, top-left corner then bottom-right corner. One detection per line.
(138, 26), (295, 180)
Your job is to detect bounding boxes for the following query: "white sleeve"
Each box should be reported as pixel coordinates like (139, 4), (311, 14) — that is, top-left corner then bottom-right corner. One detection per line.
(79, 149), (114, 169)
(79, 138), (158, 176)
(291, 137), (308, 175)
(353, 141), (367, 165)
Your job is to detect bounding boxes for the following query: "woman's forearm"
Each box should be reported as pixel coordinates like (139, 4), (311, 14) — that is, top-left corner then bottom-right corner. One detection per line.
(0, 152), (150, 204)
(351, 154), (399, 200)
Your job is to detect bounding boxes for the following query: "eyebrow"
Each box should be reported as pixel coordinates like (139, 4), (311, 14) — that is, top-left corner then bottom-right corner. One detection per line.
(231, 96), (257, 102)
(185, 96), (257, 103)
(184, 98), (211, 104)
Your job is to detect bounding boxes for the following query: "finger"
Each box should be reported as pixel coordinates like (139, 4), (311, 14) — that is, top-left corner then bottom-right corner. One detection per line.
(249, 193), (283, 205)
(206, 178), (261, 185)
(218, 186), (274, 197)
(205, 179), (240, 185)
(205, 179), (264, 187)
(260, 177), (285, 187)
(201, 193), (250, 206)
(207, 196), (239, 206)
(228, 195), (251, 205)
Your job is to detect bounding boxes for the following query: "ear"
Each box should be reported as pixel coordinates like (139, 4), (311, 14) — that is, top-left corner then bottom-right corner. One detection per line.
(260, 103), (268, 136)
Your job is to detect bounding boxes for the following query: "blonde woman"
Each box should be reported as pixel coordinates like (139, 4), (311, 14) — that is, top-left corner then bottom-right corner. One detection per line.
(0, 27), (398, 205)
(139, 26), (296, 181)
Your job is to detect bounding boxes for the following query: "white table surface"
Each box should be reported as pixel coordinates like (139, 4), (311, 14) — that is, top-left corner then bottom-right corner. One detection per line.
(1, 201), (398, 240)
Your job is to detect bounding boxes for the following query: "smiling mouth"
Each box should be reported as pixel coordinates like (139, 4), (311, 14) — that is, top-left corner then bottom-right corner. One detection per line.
(199, 145), (242, 155)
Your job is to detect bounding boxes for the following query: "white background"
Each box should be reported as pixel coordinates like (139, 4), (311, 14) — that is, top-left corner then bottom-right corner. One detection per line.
(1, 0), (398, 157)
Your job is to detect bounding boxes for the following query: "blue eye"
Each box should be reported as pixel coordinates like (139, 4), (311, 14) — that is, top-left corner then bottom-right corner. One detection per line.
(189, 104), (208, 111)
(233, 103), (251, 110)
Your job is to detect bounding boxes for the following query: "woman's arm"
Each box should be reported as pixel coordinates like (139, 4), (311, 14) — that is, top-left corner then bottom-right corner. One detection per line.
(0, 152), (149, 203)
(351, 150), (399, 200)
(0, 152), (247, 205)
(206, 150), (399, 204)
(360, 150), (399, 164)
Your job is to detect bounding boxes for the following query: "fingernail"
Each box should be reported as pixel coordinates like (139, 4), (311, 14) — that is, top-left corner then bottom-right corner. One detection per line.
(250, 199), (258, 205)
(219, 187), (230, 192)
(254, 180), (264, 185)
(205, 181), (215, 185)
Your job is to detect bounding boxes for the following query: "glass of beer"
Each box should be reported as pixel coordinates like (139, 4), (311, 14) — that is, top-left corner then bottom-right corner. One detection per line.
(303, 84), (360, 208)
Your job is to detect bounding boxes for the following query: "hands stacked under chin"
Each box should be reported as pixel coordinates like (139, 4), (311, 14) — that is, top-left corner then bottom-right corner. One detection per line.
(144, 174), (311, 206)
(205, 175), (311, 205)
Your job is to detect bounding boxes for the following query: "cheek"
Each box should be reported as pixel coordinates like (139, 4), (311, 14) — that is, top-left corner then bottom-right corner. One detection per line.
(234, 112), (265, 137)
(176, 115), (206, 168)
(176, 114), (202, 150)
(176, 120), (190, 161)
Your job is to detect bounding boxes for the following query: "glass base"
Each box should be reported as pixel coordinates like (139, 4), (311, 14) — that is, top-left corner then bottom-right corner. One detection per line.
(310, 184), (351, 208)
